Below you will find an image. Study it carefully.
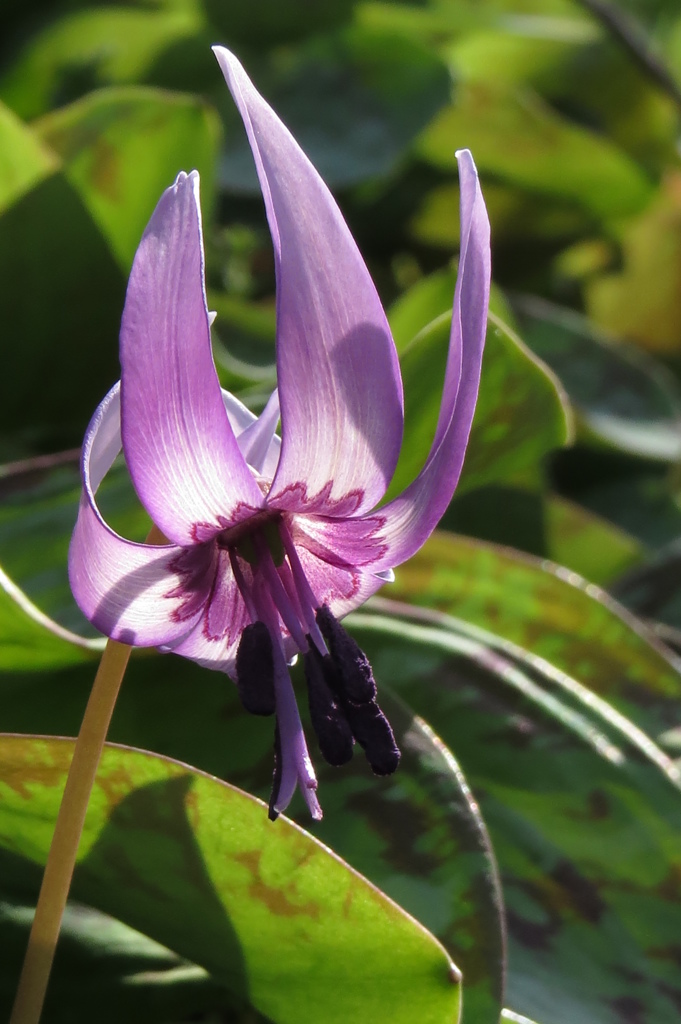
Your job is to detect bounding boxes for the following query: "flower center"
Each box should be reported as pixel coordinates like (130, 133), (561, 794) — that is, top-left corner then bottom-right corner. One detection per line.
(225, 516), (400, 821)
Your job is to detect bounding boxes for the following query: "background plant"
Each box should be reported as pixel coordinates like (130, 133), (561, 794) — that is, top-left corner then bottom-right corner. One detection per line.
(2, 1), (681, 1022)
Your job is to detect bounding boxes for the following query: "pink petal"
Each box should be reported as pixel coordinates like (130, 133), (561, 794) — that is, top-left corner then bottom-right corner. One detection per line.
(162, 548), (249, 676)
(291, 530), (388, 621)
(214, 47), (403, 517)
(365, 149), (490, 568)
(120, 170), (264, 547)
(69, 385), (217, 646)
(233, 389), (281, 477)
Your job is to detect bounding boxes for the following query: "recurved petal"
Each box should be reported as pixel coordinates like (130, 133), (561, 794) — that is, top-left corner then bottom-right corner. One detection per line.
(69, 383), (217, 645)
(69, 499), (216, 646)
(162, 548), (249, 676)
(214, 47), (403, 516)
(366, 150), (490, 569)
(121, 170), (263, 548)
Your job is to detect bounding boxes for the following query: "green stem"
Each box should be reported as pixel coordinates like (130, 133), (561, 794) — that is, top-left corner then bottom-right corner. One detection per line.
(10, 525), (166, 1024)
(9, 637), (132, 1024)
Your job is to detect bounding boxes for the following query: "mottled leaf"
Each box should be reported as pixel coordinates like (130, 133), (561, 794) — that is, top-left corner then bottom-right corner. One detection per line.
(446, 486), (645, 587)
(544, 493), (645, 585)
(0, 736), (461, 1024)
(388, 530), (681, 742)
(347, 605), (681, 1024)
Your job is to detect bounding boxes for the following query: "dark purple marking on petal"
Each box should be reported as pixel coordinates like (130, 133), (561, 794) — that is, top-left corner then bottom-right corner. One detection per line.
(235, 621), (276, 716)
(203, 548), (250, 644)
(272, 480), (365, 518)
(191, 500), (265, 545)
(290, 513), (388, 570)
(162, 544), (218, 625)
(191, 516), (232, 544)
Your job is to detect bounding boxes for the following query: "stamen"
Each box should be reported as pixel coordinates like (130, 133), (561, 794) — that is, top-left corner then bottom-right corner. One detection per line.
(268, 722), (283, 821)
(340, 699), (401, 776)
(235, 622), (276, 716)
(279, 523), (327, 652)
(304, 644), (354, 767)
(254, 535), (308, 650)
(256, 579), (322, 821)
(316, 604), (376, 704)
(228, 549), (258, 622)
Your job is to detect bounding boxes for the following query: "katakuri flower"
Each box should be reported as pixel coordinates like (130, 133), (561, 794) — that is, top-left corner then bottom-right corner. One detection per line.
(68, 46), (491, 821)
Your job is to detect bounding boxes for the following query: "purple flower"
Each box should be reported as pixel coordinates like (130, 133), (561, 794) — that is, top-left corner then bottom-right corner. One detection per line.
(68, 47), (490, 820)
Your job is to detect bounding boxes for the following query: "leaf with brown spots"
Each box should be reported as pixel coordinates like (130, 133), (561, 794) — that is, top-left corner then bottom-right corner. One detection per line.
(348, 605), (681, 1024)
(0, 735), (461, 1024)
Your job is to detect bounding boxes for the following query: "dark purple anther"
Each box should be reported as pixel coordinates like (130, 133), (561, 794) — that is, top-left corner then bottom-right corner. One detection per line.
(341, 699), (400, 776)
(235, 621), (276, 716)
(304, 645), (354, 767)
(316, 604), (377, 703)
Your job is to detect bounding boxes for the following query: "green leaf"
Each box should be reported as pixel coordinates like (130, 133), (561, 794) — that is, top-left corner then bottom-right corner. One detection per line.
(293, 690), (505, 1024)
(208, 292), (277, 392)
(501, 1012), (542, 1024)
(544, 493), (646, 586)
(0, 6), (203, 121)
(388, 267), (516, 353)
(0, 649), (503, 1023)
(203, 0), (357, 47)
(0, 456), (148, 654)
(35, 86), (222, 272)
(346, 605), (681, 1024)
(0, 898), (230, 1023)
(513, 296), (681, 461)
(418, 82), (654, 220)
(0, 562), (101, 671)
(463, 314), (573, 492)
(219, 27), (450, 191)
(0, 736), (461, 1024)
(444, 486), (646, 586)
(0, 100), (58, 215)
(585, 171), (681, 355)
(385, 312), (572, 502)
(388, 530), (681, 741)
(555, 450), (681, 549)
(0, 172), (125, 453)
(611, 541), (681, 639)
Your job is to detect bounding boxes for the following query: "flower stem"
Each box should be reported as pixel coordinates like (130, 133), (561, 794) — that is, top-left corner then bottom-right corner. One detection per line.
(10, 524), (166, 1024)
(9, 638), (132, 1024)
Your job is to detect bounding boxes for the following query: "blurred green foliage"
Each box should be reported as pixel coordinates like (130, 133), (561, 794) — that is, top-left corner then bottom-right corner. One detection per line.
(3, 0), (681, 1022)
